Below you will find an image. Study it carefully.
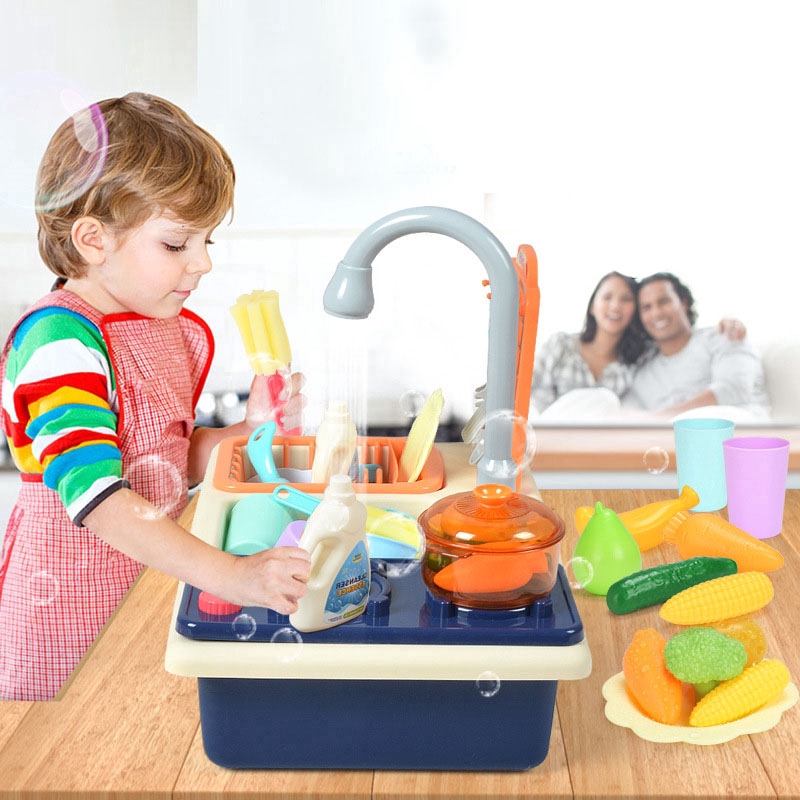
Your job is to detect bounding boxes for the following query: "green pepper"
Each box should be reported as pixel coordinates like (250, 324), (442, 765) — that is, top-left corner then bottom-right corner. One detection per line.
(605, 556), (738, 615)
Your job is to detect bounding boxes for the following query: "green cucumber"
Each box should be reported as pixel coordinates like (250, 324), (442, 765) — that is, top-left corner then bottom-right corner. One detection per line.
(606, 557), (738, 615)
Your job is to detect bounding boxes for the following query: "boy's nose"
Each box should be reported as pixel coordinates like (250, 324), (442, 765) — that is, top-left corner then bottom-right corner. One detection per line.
(189, 249), (213, 275)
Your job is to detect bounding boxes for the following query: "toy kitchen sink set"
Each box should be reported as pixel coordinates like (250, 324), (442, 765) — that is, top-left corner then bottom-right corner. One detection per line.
(164, 207), (592, 771)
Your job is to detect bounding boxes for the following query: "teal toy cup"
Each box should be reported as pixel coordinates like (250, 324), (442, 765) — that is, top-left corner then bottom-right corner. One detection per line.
(723, 436), (790, 539)
(673, 418), (734, 512)
(224, 495), (298, 555)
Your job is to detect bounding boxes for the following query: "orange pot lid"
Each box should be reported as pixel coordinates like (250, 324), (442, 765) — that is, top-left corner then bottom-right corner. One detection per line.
(419, 484), (564, 545)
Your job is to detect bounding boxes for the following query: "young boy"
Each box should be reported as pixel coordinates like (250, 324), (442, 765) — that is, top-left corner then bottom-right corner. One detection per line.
(0, 92), (311, 700)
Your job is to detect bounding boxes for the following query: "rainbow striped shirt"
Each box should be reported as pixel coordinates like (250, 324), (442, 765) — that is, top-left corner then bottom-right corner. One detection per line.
(1, 307), (127, 525)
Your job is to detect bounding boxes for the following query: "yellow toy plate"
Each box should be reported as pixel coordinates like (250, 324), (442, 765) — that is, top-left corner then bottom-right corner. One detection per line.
(602, 671), (798, 745)
(399, 388), (444, 483)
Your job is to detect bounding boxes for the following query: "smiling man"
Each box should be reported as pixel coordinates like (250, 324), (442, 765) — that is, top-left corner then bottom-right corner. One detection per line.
(623, 272), (770, 418)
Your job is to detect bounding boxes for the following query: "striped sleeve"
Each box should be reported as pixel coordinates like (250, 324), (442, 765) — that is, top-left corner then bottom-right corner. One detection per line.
(1, 307), (129, 525)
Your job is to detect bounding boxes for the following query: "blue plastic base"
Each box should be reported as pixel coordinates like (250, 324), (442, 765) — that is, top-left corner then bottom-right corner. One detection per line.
(198, 676), (558, 770)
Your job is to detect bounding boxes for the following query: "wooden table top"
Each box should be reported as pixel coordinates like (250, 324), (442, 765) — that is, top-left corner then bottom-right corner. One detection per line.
(1, 488), (799, 799)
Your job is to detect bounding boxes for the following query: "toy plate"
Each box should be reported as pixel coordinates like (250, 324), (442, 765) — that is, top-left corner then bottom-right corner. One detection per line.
(399, 388), (444, 482)
(602, 671), (799, 745)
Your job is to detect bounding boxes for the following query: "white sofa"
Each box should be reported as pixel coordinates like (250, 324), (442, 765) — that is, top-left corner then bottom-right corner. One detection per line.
(759, 339), (800, 423)
(531, 338), (799, 427)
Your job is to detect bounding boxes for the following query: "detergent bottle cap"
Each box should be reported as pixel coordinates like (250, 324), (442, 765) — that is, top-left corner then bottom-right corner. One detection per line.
(324, 401), (351, 422)
(324, 473), (356, 502)
(663, 510), (691, 544)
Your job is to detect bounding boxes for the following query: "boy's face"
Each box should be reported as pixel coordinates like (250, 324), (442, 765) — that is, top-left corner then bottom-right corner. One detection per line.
(88, 213), (215, 318)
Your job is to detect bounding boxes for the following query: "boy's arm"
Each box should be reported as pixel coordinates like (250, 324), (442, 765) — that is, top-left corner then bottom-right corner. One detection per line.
(82, 487), (310, 612)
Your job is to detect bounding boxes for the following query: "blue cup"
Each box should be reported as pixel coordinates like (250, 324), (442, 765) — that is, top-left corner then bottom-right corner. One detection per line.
(673, 417), (735, 512)
(224, 495), (299, 555)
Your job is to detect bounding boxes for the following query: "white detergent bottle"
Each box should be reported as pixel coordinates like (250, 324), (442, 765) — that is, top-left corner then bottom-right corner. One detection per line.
(290, 474), (370, 633)
(310, 401), (358, 483)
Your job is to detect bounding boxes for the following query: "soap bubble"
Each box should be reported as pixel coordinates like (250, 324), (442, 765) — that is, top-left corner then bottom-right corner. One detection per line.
(566, 557), (594, 590)
(476, 670), (501, 698)
(232, 613), (258, 641)
(124, 455), (184, 518)
(269, 627), (304, 662)
(399, 390), (426, 419)
(643, 447), (670, 475)
(0, 70), (106, 214)
(28, 571), (59, 607)
(468, 409), (536, 479)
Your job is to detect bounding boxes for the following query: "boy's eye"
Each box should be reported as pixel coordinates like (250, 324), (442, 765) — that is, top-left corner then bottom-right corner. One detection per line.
(164, 242), (187, 252)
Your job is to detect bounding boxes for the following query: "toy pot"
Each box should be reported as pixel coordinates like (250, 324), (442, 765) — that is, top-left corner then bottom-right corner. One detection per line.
(418, 484), (565, 610)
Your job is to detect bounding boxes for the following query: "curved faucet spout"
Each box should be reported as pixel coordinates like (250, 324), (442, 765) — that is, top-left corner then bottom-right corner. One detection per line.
(323, 206), (520, 488)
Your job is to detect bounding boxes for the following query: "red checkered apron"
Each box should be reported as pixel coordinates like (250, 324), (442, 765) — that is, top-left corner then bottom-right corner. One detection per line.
(0, 291), (212, 700)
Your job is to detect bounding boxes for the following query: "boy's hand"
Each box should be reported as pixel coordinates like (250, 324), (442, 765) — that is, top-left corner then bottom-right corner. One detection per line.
(245, 371), (308, 434)
(228, 546), (311, 615)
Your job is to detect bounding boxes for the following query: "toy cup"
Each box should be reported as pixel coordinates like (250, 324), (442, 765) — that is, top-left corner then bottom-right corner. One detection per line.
(224, 495), (298, 555)
(723, 436), (790, 539)
(673, 418), (734, 512)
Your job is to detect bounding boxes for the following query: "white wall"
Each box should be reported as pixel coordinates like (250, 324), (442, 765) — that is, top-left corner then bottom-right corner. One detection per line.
(2, 0), (798, 430)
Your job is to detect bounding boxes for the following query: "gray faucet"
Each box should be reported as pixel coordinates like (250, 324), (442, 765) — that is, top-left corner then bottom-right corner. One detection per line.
(323, 206), (520, 488)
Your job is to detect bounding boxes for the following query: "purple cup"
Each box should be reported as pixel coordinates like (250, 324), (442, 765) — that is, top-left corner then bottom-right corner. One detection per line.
(723, 436), (790, 539)
(274, 519), (307, 548)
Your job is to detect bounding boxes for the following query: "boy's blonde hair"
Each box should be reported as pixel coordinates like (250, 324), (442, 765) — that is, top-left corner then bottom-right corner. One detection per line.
(36, 92), (235, 279)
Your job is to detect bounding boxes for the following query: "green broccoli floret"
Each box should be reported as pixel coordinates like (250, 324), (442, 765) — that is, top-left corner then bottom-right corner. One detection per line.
(664, 627), (747, 684)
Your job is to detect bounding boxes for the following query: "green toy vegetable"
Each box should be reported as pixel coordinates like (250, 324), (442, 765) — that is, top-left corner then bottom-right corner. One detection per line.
(605, 556), (738, 615)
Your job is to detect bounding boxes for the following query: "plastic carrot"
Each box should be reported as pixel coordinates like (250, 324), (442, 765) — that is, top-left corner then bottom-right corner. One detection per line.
(574, 486), (700, 553)
(433, 549), (547, 594)
(689, 659), (791, 727)
(662, 511), (783, 572)
(622, 628), (684, 725)
(659, 572), (774, 625)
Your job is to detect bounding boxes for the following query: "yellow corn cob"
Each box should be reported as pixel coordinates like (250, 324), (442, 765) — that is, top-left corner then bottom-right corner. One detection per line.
(689, 659), (791, 727)
(659, 572), (773, 625)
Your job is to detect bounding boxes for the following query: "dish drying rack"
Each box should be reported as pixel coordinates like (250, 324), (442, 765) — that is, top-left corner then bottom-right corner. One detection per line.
(213, 434), (445, 495)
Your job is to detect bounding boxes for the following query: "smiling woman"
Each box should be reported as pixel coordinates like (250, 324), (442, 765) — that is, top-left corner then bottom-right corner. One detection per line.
(530, 272), (648, 416)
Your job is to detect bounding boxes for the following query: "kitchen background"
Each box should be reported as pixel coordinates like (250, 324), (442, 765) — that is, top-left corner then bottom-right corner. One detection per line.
(1, 0), (798, 529)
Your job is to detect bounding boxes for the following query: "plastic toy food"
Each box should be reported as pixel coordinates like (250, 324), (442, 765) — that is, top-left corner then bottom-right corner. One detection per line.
(571, 502), (642, 595)
(605, 556), (738, 615)
(574, 485), (700, 553)
(689, 659), (791, 727)
(710, 616), (767, 667)
(664, 627), (746, 684)
(662, 510), (784, 573)
(433, 548), (548, 594)
(622, 628), (684, 725)
(659, 572), (774, 625)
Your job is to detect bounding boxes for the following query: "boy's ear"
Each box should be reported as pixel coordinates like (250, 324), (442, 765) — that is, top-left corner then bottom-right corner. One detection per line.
(71, 216), (111, 266)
